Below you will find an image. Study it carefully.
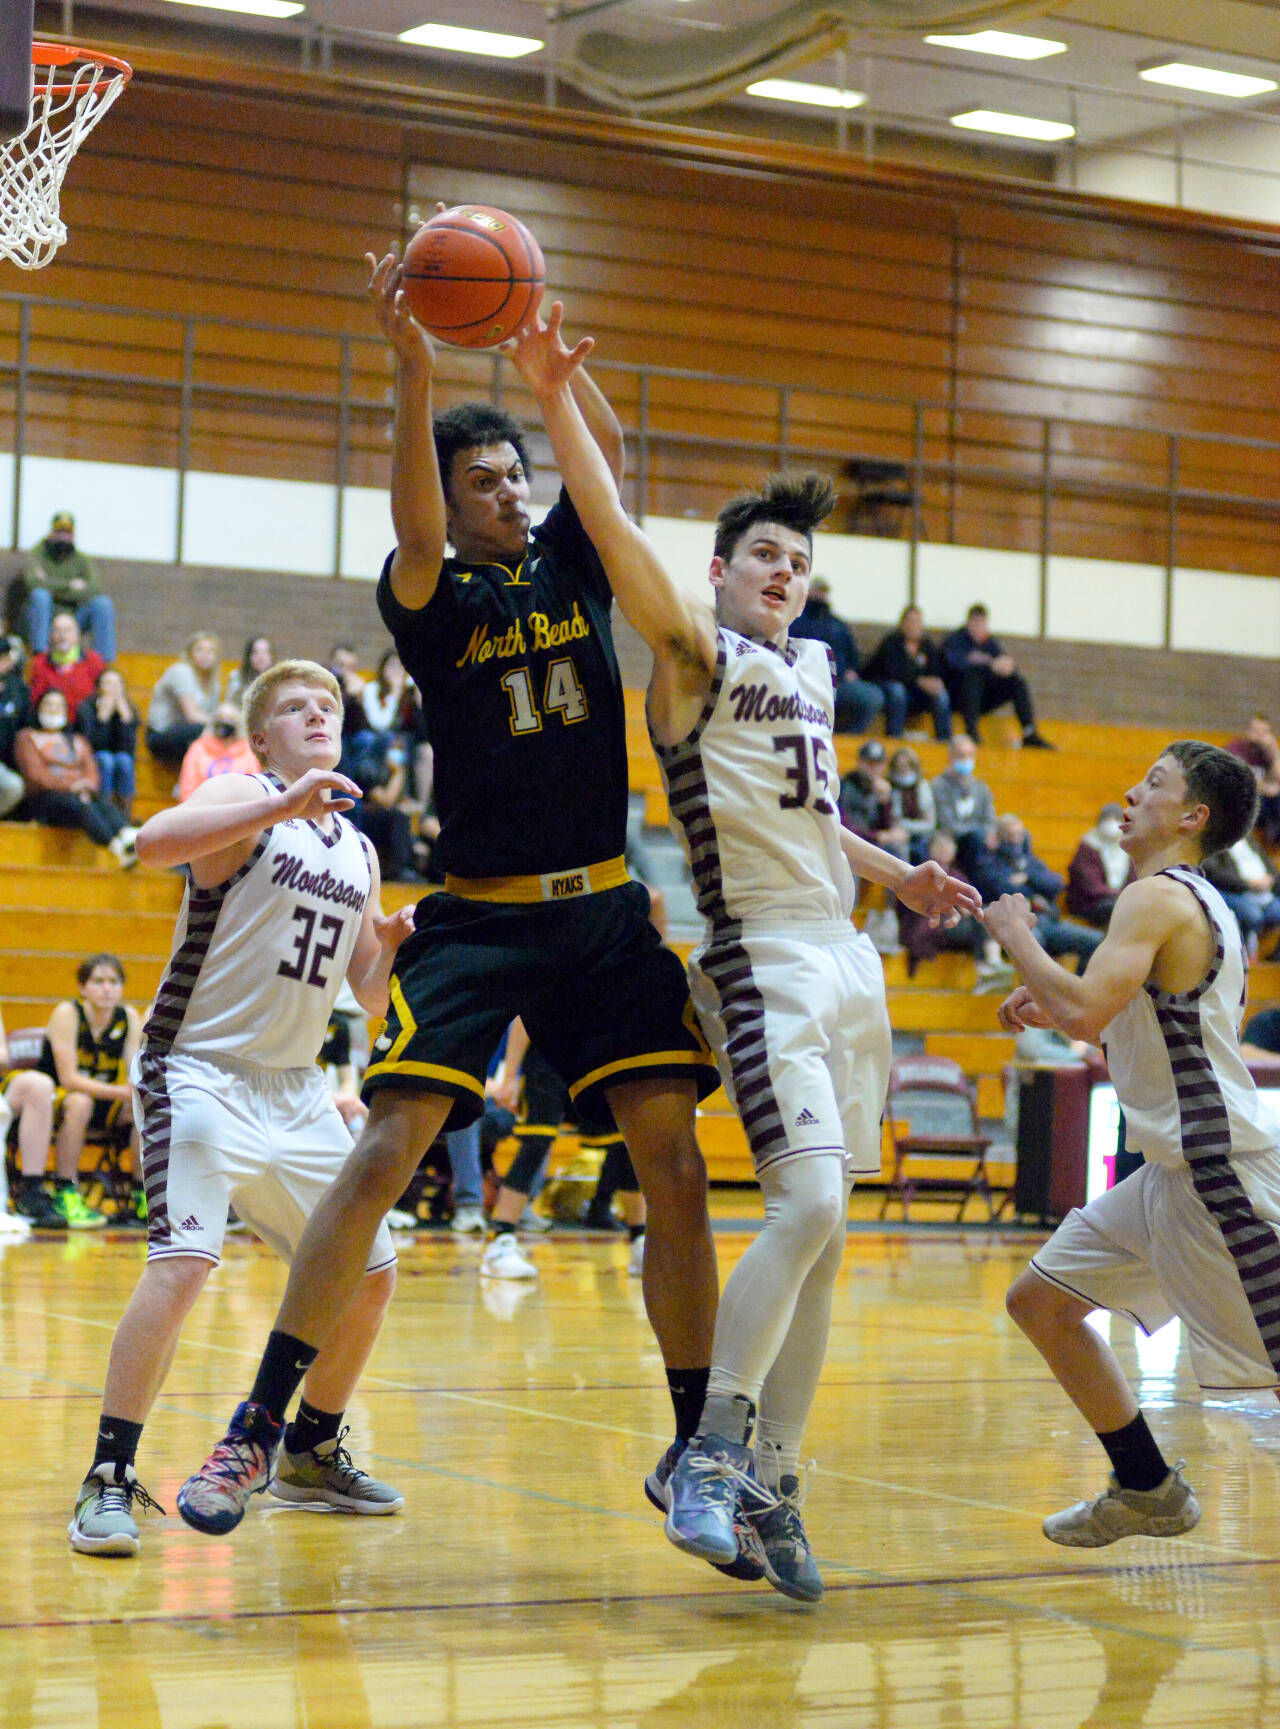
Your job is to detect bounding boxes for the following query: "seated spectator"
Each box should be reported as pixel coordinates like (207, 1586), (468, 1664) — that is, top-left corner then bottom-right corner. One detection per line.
(329, 643), (368, 759)
(931, 734), (996, 872)
(940, 604), (1052, 749)
(973, 813), (1100, 968)
(24, 510), (116, 664)
(34, 954), (141, 1230)
(1065, 802), (1135, 929)
(177, 702), (259, 801)
(15, 689), (137, 866)
(224, 634), (276, 708)
(788, 576), (885, 733)
(897, 831), (1007, 982)
(145, 631), (222, 767)
(865, 605), (952, 740)
(839, 739), (906, 855)
(1203, 837), (1280, 959)
(28, 610), (104, 716)
(348, 730), (415, 882)
(1227, 714), (1280, 850)
(0, 1005), (59, 1229)
(352, 649), (409, 785)
(0, 633), (28, 818)
(75, 667), (138, 820)
(886, 744), (936, 862)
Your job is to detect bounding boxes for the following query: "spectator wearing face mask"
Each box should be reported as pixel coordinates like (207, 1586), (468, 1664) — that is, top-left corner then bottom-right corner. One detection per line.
(931, 734), (996, 872)
(176, 702), (259, 801)
(1066, 803), (1136, 929)
(885, 745), (936, 862)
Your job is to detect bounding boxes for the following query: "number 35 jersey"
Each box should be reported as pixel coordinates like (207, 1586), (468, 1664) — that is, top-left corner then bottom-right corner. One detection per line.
(653, 629), (856, 930)
(142, 776), (372, 1070)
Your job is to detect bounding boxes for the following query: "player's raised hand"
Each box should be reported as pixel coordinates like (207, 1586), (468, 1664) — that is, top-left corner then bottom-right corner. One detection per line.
(365, 249), (434, 372)
(276, 768), (361, 822)
(373, 905), (415, 953)
(895, 859), (984, 928)
(504, 301), (593, 398)
(996, 985), (1054, 1032)
(983, 891), (1038, 947)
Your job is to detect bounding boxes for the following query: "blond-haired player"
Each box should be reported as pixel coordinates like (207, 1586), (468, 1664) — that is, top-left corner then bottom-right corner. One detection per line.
(69, 660), (414, 1556)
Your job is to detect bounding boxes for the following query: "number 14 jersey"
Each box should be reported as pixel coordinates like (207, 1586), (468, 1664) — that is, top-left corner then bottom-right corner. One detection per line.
(653, 628), (856, 930)
(143, 773), (372, 1070)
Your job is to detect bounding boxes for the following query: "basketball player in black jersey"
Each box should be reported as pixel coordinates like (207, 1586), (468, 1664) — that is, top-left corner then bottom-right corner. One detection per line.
(179, 248), (722, 1536)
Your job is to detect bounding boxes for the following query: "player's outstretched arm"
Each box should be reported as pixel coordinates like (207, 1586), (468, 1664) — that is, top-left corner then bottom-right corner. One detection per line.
(366, 249), (447, 611)
(346, 844), (416, 1016)
(985, 877), (1176, 1042)
(135, 770), (360, 873)
(839, 830), (982, 928)
(508, 305), (715, 676)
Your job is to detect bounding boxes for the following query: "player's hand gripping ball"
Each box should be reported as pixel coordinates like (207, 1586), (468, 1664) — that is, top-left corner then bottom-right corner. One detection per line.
(400, 206), (545, 348)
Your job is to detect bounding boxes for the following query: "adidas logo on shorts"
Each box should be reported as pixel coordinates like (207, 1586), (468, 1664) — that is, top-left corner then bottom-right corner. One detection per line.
(176, 1215), (201, 1231)
(794, 1108), (819, 1127)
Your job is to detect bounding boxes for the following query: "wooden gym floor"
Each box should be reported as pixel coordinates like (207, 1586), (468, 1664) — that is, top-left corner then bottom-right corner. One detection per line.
(3, 1197), (1280, 1729)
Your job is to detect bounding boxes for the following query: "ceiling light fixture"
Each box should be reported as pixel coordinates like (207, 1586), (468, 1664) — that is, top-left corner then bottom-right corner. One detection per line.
(925, 31), (1066, 61)
(950, 109), (1074, 142)
(1139, 62), (1277, 99)
(161, 0), (305, 16)
(747, 79), (865, 110)
(398, 24), (543, 58)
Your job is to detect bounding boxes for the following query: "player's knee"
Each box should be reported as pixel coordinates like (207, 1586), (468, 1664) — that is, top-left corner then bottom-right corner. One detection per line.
(63, 1091), (93, 1123)
(361, 1264), (397, 1313)
(1006, 1267), (1059, 1335)
(635, 1134), (708, 1216)
(144, 1254), (211, 1309)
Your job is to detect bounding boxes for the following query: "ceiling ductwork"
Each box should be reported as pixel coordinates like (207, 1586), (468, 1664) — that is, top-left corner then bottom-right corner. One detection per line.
(561, 1), (1050, 113)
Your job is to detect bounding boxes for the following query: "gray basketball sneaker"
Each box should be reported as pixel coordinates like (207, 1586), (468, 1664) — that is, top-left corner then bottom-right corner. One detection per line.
(1043, 1462), (1201, 1548)
(270, 1429), (404, 1515)
(746, 1471), (824, 1603)
(69, 1461), (165, 1557)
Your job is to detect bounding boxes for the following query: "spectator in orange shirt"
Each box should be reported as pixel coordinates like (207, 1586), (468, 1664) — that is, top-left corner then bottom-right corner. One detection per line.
(176, 703), (260, 802)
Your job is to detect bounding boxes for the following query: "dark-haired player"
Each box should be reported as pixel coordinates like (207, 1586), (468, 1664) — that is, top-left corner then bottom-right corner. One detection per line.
(988, 740), (1280, 1546)
(177, 255), (720, 1536)
(508, 311), (979, 1600)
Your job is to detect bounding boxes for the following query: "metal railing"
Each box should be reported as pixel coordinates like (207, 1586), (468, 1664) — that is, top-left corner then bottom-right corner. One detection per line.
(5, 287), (1280, 647)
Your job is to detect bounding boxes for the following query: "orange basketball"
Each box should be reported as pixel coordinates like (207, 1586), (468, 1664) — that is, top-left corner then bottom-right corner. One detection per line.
(400, 206), (545, 349)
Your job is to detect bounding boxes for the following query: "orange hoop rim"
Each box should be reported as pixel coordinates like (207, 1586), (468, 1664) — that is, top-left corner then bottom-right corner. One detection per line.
(32, 42), (133, 91)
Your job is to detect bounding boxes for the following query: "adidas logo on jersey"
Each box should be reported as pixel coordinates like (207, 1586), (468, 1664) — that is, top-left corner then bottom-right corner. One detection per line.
(795, 1108), (819, 1127)
(176, 1214), (201, 1232)
(735, 639), (754, 656)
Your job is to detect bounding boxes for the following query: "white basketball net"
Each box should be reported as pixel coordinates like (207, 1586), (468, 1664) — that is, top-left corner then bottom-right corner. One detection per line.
(1, 52), (130, 270)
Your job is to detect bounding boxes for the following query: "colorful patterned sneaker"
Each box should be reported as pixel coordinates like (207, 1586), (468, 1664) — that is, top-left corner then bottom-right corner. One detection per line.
(480, 1232), (538, 1280)
(68, 1461), (165, 1557)
(51, 1183), (108, 1231)
(1043, 1462), (1201, 1548)
(177, 1401), (283, 1536)
(664, 1435), (776, 1567)
(747, 1469), (823, 1603)
(270, 1428), (404, 1515)
(646, 1438), (766, 1581)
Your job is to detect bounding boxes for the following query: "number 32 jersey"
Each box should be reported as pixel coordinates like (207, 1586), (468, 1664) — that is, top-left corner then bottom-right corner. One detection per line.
(142, 774), (372, 1070)
(653, 629), (856, 929)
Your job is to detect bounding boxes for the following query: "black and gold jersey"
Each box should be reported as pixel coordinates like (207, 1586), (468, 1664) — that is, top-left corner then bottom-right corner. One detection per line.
(39, 1001), (129, 1087)
(377, 490), (628, 879)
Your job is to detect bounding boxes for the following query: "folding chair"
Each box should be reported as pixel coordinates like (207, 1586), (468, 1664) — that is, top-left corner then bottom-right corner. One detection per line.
(880, 1054), (995, 1221)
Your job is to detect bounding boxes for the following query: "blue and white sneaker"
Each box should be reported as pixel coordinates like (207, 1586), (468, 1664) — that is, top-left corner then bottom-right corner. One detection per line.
(663, 1434), (776, 1569)
(747, 1468), (823, 1602)
(647, 1437), (768, 1581)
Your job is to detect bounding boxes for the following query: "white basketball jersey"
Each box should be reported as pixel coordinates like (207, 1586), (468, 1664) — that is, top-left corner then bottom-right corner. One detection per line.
(1102, 867), (1275, 1167)
(144, 775), (373, 1070)
(653, 628), (855, 928)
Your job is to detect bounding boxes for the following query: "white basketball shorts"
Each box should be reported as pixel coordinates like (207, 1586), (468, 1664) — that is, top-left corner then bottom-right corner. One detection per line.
(134, 1047), (396, 1273)
(688, 920), (891, 1178)
(1031, 1151), (1280, 1391)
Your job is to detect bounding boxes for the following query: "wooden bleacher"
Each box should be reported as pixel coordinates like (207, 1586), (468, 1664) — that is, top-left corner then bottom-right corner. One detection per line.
(2, 657), (1276, 1196)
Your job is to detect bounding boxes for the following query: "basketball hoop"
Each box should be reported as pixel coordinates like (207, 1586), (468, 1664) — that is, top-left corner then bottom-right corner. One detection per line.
(0, 44), (131, 270)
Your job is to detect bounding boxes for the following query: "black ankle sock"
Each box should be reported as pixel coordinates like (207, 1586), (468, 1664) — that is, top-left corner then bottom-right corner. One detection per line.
(1098, 1412), (1170, 1492)
(666, 1367), (710, 1443)
(627, 1224), (645, 1243)
(492, 1220), (517, 1238)
(249, 1330), (318, 1426)
(284, 1397), (342, 1457)
(92, 1414), (143, 1472)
